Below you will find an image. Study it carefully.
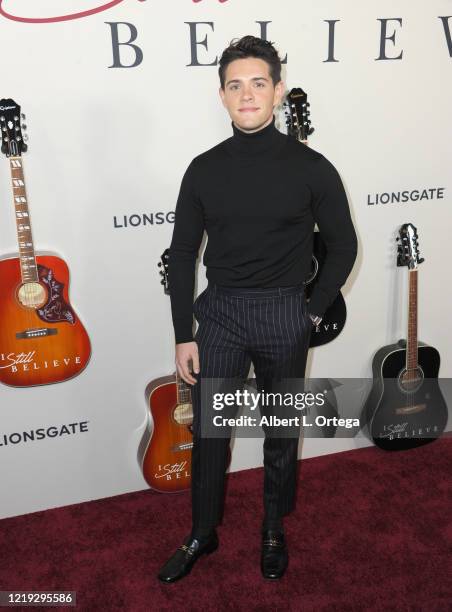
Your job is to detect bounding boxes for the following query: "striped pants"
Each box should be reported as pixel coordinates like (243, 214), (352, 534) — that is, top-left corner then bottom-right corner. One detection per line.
(190, 282), (313, 530)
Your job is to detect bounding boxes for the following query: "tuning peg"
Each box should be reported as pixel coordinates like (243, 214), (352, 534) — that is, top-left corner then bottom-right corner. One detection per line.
(23, 134), (29, 142)
(21, 124), (27, 130)
(22, 143), (28, 152)
(21, 113), (26, 120)
(418, 257), (425, 264)
(308, 127), (315, 135)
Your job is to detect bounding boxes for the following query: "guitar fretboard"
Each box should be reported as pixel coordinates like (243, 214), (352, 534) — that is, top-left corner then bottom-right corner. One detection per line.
(9, 156), (38, 283)
(176, 375), (191, 405)
(407, 269), (418, 370)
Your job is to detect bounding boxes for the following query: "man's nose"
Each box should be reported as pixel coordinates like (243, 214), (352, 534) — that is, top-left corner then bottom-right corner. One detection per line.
(241, 85), (254, 100)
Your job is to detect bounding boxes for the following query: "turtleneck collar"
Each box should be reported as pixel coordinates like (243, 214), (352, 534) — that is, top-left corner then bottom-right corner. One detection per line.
(225, 114), (284, 158)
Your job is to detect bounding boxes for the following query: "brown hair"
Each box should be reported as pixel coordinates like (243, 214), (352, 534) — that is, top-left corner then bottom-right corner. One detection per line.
(218, 35), (282, 89)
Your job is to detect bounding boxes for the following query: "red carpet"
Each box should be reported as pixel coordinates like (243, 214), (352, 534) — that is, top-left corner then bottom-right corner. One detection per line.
(1, 439), (451, 611)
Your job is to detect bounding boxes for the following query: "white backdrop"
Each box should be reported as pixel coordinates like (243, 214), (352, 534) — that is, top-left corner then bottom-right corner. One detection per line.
(0, 0), (451, 519)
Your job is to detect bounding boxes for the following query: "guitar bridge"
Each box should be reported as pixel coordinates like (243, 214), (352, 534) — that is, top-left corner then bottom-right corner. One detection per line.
(16, 328), (58, 339)
(395, 404), (426, 415)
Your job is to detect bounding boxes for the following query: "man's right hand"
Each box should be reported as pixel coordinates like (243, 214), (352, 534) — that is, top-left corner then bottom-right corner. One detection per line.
(175, 341), (200, 385)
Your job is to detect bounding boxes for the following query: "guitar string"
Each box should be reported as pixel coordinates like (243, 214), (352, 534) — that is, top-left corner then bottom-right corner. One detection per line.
(13, 156), (34, 336)
(17, 130), (38, 337)
(14, 154), (41, 357)
(412, 270), (417, 416)
(11, 156), (30, 333)
(4, 118), (37, 376)
(177, 369), (192, 462)
(407, 269), (412, 416)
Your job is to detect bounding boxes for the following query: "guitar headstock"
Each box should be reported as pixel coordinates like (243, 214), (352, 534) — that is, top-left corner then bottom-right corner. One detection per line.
(397, 223), (424, 269)
(0, 99), (28, 157)
(158, 248), (170, 294)
(284, 87), (314, 142)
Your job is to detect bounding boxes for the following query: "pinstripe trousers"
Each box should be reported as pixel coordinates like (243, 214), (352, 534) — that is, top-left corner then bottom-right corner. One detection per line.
(190, 282), (312, 530)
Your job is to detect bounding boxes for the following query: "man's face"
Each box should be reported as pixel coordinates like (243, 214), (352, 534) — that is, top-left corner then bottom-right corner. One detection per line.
(219, 57), (284, 133)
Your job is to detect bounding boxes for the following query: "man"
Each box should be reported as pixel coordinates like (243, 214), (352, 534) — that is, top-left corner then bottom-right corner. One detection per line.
(158, 35), (357, 582)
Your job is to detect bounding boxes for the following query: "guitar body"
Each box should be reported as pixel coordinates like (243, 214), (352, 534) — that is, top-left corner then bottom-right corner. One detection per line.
(143, 376), (193, 493)
(0, 254), (91, 387)
(305, 232), (347, 347)
(363, 341), (448, 450)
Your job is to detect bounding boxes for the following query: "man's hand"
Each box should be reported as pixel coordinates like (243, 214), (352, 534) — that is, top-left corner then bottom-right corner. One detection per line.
(175, 341), (200, 385)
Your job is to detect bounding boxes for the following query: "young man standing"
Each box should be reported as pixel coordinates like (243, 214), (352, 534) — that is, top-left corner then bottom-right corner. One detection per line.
(158, 36), (357, 582)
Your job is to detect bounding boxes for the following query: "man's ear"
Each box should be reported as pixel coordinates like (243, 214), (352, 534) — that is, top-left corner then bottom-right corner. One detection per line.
(274, 80), (285, 107)
(219, 86), (226, 107)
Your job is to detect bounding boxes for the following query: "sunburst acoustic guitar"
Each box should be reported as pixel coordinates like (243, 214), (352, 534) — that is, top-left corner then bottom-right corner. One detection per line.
(0, 99), (91, 386)
(141, 251), (195, 492)
(142, 250), (231, 492)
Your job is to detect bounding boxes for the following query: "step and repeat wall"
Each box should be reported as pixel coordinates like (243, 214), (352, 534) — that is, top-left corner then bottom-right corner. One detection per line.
(0, 0), (451, 519)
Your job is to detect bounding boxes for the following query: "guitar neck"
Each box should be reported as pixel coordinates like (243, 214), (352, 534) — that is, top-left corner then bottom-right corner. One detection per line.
(406, 269), (418, 370)
(176, 371), (191, 405)
(9, 156), (38, 283)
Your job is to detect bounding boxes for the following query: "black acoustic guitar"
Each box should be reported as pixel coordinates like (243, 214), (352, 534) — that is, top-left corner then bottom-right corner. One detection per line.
(284, 87), (347, 347)
(363, 223), (448, 450)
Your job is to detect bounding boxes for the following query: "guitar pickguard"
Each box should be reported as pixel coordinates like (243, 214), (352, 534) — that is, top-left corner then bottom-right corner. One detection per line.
(36, 264), (76, 324)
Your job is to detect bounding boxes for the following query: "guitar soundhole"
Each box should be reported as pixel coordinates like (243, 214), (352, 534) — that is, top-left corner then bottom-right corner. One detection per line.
(173, 402), (193, 426)
(398, 367), (424, 393)
(17, 282), (47, 309)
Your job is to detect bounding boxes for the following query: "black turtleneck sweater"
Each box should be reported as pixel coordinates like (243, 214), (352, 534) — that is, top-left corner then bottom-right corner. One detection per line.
(168, 115), (357, 344)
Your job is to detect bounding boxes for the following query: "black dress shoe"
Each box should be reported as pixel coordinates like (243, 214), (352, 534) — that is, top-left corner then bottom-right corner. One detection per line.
(261, 529), (288, 580)
(157, 530), (219, 583)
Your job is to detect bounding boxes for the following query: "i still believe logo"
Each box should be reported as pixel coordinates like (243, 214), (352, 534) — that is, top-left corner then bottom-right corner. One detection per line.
(1, 2), (451, 67)
(0, 0), (227, 23)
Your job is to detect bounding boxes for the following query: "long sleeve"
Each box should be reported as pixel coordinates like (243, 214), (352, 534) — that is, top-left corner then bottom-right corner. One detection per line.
(168, 159), (205, 343)
(307, 155), (358, 316)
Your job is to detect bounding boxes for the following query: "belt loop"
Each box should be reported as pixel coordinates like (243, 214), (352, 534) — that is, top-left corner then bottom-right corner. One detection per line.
(278, 287), (282, 297)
